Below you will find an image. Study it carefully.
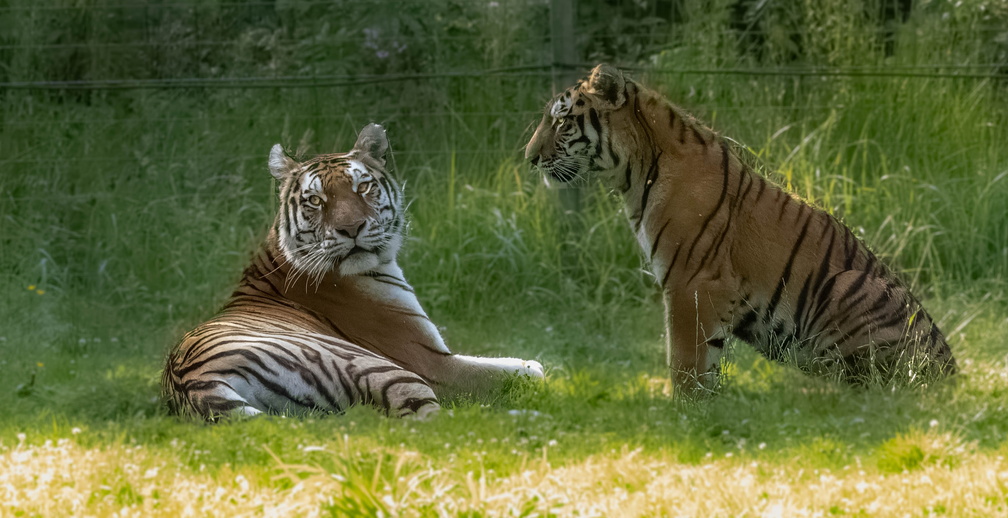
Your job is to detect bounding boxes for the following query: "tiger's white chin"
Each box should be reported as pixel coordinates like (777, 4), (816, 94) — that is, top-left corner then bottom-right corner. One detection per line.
(337, 252), (380, 276)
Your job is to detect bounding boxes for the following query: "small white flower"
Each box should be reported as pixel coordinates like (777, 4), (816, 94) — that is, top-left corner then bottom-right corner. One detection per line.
(235, 475), (249, 492)
(71, 427), (82, 435)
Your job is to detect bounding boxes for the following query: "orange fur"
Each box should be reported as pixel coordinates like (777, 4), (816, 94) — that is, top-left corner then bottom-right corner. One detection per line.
(527, 65), (956, 395)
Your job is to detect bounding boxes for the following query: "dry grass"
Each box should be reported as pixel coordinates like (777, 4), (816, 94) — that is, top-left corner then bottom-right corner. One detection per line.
(5, 428), (1007, 517)
(0, 433), (331, 517)
(484, 448), (1008, 517)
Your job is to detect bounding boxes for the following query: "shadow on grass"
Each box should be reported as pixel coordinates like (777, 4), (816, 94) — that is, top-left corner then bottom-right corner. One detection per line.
(3, 322), (1004, 482)
(504, 347), (1005, 468)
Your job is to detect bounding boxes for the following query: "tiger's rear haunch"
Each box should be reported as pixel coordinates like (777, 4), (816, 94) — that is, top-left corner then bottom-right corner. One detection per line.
(525, 64), (956, 394)
(163, 124), (543, 419)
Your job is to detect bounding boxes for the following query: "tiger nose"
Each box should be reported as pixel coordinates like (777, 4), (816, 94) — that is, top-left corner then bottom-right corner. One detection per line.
(524, 140), (540, 163)
(525, 135), (545, 165)
(331, 220), (367, 239)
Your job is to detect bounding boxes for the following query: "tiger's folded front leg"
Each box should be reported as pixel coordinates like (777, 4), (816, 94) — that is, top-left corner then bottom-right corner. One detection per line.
(665, 281), (735, 397)
(422, 354), (545, 402)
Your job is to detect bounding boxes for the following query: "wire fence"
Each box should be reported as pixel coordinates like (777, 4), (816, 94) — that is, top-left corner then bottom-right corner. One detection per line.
(4, 64), (1006, 91)
(1, 0), (1006, 183)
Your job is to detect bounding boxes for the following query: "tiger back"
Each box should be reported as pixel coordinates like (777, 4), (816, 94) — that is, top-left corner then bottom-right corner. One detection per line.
(162, 124), (544, 419)
(525, 64), (956, 394)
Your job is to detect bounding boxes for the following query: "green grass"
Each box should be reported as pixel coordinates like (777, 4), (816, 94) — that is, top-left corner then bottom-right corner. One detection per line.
(2, 0), (1008, 515)
(2, 303), (1007, 515)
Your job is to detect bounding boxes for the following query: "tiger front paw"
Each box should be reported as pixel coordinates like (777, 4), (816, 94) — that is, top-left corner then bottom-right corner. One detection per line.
(519, 359), (545, 380)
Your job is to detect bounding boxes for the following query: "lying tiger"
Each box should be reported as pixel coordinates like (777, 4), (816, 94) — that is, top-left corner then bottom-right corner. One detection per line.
(162, 124), (543, 419)
(526, 64), (956, 394)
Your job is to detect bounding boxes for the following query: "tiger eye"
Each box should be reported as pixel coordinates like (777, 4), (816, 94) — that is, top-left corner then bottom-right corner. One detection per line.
(307, 194), (323, 206)
(359, 181), (374, 195)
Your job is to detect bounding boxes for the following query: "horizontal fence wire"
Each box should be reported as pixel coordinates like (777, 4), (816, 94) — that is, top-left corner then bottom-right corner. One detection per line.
(3, 64), (1004, 90)
(0, 104), (855, 129)
(2, 29), (1004, 51)
(0, 1), (346, 10)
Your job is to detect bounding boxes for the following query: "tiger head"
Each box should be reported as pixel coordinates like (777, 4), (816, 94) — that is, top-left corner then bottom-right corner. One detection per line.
(525, 64), (633, 186)
(268, 123), (403, 278)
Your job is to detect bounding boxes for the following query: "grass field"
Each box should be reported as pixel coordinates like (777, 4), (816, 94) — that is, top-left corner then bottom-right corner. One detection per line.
(2, 0), (1008, 515)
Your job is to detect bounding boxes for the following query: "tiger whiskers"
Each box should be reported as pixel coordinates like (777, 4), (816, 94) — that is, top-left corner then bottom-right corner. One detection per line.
(307, 251), (335, 291)
(282, 243), (331, 293)
(280, 245), (311, 292)
(300, 247), (338, 291)
(262, 254), (290, 281)
(548, 156), (591, 185)
(282, 262), (308, 293)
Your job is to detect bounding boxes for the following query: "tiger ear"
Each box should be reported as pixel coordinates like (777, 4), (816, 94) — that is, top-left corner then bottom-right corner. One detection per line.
(586, 63), (627, 109)
(268, 144), (298, 180)
(353, 123), (389, 166)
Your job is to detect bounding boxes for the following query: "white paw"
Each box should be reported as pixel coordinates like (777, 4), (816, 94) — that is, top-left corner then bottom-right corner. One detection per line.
(520, 359), (545, 380)
(405, 402), (441, 421)
(464, 355), (545, 380)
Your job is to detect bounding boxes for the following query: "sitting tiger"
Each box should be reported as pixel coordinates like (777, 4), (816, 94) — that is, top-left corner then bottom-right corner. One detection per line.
(525, 64), (956, 394)
(162, 123), (544, 419)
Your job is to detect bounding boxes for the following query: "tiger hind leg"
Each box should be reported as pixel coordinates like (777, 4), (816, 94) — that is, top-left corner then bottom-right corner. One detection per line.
(811, 271), (955, 385)
(166, 377), (265, 419)
(346, 354), (441, 419)
(165, 332), (443, 419)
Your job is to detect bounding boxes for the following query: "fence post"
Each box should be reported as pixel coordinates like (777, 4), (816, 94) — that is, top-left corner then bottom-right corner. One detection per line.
(550, 0), (582, 215)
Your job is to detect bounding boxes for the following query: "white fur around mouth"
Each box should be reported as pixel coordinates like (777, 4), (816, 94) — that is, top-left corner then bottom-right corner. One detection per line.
(337, 250), (379, 276)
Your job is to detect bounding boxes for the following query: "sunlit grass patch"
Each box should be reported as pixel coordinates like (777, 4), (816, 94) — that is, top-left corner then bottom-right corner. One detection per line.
(0, 433), (329, 517)
(8, 431), (1005, 517)
(876, 428), (973, 473)
(482, 449), (1008, 517)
